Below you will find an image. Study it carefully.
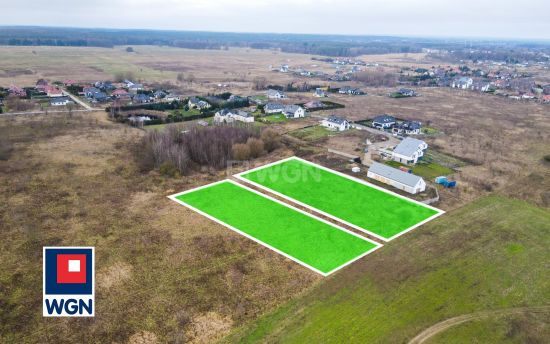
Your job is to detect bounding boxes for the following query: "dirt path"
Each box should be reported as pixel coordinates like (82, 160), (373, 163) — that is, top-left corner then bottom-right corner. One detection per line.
(408, 306), (550, 344)
(62, 89), (93, 110)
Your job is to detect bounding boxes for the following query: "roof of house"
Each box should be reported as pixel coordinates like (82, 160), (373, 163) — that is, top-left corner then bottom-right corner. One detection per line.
(267, 89), (285, 95)
(372, 114), (396, 124)
(396, 120), (422, 130)
(393, 137), (426, 157)
(368, 162), (423, 187)
(325, 115), (348, 125)
(284, 105), (303, 113)
(50, 96), (70, 103)
(265, 102), (285, 110)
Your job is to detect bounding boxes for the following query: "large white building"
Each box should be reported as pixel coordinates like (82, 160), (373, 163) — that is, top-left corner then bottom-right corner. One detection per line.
(392, 137), (427, 164)
(214, 109), (254, 123)
(367, 162), (426, 194)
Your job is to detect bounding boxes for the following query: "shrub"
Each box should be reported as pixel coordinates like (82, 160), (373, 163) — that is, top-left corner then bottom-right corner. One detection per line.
(260, 129), (280, 152)
(543, 154), (550, 163)
(159, 161), (180, 177)
(246, 138), (264, 158)
(232, 143), (251, 161)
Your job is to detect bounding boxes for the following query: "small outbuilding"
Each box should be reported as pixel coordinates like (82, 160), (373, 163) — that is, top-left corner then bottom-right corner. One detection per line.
(367, 162), (426, 194)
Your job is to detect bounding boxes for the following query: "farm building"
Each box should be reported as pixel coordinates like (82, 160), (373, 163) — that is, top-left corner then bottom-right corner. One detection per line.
(372, 114), (396, 129)
(321, 115), (350, 131)
(392, 137), (427, 164)
(367, 162), (426, 194)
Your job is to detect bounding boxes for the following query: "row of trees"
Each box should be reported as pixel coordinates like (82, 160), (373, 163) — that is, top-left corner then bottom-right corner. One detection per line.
(135, 125), (280, 175)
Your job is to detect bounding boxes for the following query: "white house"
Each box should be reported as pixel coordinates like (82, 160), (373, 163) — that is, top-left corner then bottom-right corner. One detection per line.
(367, 162), (426, 194)
(321, 115), (350, 131)
(372, 114), (396, 129)
(188, 97), (211, 110)
(392, 137), (427, 164)
(283, 105), (305, 119)
(451, 77), (474, 89)
(267, 89), (287, 99)
(313, 88), (327, 97)
(214, 109), (254, 124)
(392, 121), (422, 135)
(264, 102), (285, 114)
(49, 96), (72, 106)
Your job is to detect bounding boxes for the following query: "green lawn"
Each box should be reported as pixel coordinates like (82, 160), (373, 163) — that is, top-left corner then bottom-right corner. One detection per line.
(171, 180), (379, 275)
(386, 160), (454, 180)
(237, 157), (441, 240)
(225, 196), (550, 343)
(289, 126), (335, 141)
(260, 114), (287, 123)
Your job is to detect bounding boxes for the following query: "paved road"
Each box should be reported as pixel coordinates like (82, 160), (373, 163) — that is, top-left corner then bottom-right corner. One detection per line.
(408, 306), (550, 344)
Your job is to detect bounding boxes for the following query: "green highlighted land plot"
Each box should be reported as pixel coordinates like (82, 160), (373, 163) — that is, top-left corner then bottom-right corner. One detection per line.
(236, 157), (443, 241)
(169, 180), (380, 275)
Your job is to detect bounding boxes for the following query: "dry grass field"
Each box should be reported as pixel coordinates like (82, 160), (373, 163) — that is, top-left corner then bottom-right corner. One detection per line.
(1, 46), (549, 343)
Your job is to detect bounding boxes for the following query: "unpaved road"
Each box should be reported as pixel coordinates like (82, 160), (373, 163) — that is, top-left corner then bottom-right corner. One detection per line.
(62, 89), (93, 110)
(408, 306), (550, 344)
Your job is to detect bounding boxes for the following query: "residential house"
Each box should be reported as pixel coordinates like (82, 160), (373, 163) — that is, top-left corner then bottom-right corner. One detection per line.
(63, 80), (78, 86)
(392, 137), (428, 164)
(372, 114), (396, 129)
(313, 88), (327, 97)
(188, 97), (211, 110)
(49, 96), (72, 106)
(339, 86), (364, 95)
(153, 90), (167, 99)
(283, 105), (305, 119)
(164, 94), (182, 102)
(321, 115), (350, 131)
(392, 121), (422, 135)
(128, 84), (144, 93)
(83, 87), (101, 98)
(264, 102), (285, 114)
(397, 88), (417, 97)
(367, 162), (426, 194)
(543, 84), (550, 95)
(267, 89), (287, 99)
(214, 109), (254, 123)
(451, 77), (473, 89)
(132, 93), (151, 104)
(111, 88), (129, 98)
(45, 86), (63, 98)
(542, 95), (550, 103)
(35, 79), (49, 92)
(304, 100), (324, 110)
(91, 91), (109, 102)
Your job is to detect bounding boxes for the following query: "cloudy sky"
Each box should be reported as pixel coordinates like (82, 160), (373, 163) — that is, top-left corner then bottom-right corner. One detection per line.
(1, 0), (549, 40)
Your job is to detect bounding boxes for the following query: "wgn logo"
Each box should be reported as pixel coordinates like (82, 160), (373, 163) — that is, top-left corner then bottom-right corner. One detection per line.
(43, 247), (95, 317)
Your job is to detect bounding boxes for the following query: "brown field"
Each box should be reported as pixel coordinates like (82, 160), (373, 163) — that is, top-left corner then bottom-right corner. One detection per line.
(1, 46), (550, 343)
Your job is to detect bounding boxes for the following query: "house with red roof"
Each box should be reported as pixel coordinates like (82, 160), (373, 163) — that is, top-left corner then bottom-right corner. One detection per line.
(44, 85), (63, 97)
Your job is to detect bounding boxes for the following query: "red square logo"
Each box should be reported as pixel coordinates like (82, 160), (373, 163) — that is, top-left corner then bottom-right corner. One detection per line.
(56, 254), (87, 284)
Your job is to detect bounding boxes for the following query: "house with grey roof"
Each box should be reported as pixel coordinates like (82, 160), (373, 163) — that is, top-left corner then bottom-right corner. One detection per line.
(49, 96), (72, 106)
(392, 121), (422, 135)
(188, 97), (211, 110)
(321, 115), (350, 131)
(264, 102), (285, 114)
(267, 89), (287, 99)
(372, 114), (396, 129)
(392, 137), (427, 164)
(283, 105), (305, 119)
(214, 109), (254, 124)
(367, 162), (426, 194)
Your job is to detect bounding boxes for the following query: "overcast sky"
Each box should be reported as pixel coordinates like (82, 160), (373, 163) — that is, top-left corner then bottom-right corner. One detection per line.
(1, 0), (549, 40)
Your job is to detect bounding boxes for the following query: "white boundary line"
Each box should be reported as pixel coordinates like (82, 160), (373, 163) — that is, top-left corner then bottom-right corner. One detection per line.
(167, 179), (382, 277)
(234, 156), (446, 242)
